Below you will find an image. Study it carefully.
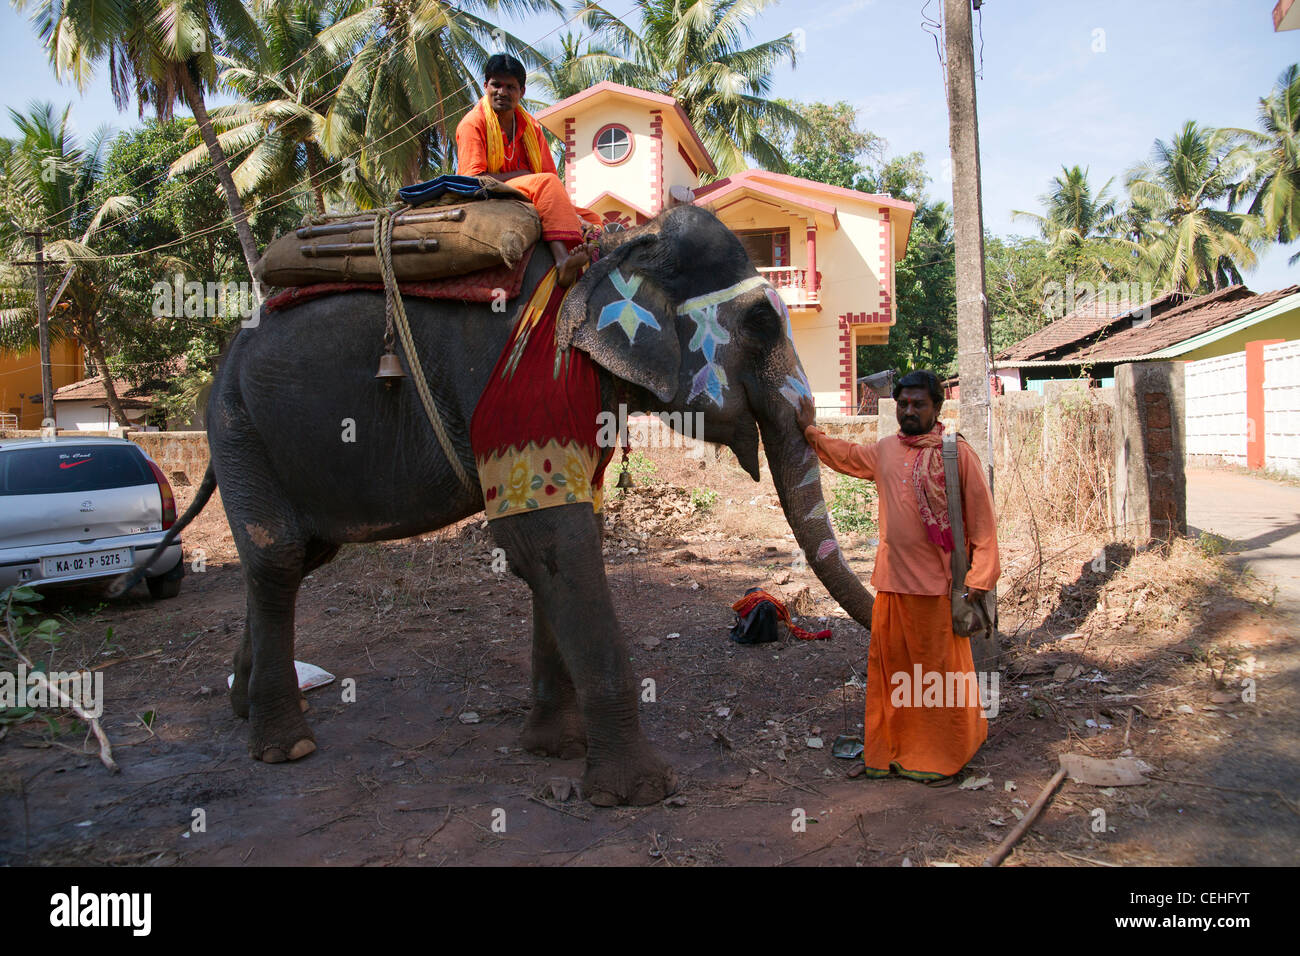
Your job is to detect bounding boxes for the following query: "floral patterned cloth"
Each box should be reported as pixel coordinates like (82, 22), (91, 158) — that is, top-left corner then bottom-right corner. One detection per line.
(470, 266), (612, 519)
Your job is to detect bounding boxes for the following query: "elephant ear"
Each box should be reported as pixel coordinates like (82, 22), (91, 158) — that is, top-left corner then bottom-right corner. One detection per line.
(557, 233), (681, 403)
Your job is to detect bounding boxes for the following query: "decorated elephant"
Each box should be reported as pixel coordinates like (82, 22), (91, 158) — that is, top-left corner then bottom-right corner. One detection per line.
(135, 204), (874, 806)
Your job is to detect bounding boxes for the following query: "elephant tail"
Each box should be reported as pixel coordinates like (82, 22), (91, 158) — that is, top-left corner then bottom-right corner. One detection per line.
(106, 463), (217, 597)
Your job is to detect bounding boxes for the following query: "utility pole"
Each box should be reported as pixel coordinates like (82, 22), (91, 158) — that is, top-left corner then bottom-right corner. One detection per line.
(944, 0), (999, 673)
(943, 0), (993, 484)
(13, 230), (54, 427)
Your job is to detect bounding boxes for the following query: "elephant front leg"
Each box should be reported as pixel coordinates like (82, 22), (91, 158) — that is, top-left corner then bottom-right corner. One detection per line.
(492, 507), (677, 806)
(520, 592), (588, 759)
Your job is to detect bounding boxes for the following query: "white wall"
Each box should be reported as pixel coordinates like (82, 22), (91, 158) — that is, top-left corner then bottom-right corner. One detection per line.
(1184, 352), (1248, 465)
(1264, 339), (1300, 475)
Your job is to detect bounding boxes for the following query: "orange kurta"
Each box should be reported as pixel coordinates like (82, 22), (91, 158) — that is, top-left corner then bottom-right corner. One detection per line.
(805, 425), (1000, 778)
(455, 106), (600, 244)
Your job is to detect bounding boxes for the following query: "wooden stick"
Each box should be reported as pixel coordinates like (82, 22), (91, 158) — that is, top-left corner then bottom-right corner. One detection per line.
(302, 237), (439, 257)
(982, 766), (1067, 867)
(295, 207), (465, 239)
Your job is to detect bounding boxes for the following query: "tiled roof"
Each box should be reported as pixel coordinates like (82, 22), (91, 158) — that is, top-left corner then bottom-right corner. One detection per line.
(53, 374), (155, 404)
(1072, 285), (1300, 361)
(996, 290), (1188, 361)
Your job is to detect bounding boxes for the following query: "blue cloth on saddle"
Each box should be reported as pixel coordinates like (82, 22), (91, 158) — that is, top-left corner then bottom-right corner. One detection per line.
(398, 174), (491, 207)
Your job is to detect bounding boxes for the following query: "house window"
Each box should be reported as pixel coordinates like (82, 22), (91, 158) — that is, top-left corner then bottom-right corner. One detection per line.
(734, 229), (791, 268)
(594, 124), (633, 165)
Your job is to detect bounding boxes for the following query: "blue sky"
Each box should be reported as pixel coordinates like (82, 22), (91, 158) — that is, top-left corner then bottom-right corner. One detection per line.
(2, 0), (1298, 290)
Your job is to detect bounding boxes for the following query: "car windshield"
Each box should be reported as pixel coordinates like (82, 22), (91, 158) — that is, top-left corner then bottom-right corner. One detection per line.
(0, 445), (154, 496)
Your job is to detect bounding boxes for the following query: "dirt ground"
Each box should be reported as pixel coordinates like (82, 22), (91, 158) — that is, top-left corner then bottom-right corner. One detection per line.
(2, 445), (1297, 867)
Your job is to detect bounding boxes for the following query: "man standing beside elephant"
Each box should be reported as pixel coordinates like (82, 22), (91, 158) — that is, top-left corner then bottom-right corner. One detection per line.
(796, 370), (1000, 784)
(455, 53), (601, 286)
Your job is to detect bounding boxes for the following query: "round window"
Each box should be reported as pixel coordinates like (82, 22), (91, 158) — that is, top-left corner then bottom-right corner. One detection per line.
(594, 125), (632, 165)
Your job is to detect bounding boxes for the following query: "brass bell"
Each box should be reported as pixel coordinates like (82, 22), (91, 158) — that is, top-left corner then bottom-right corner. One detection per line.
(615, 466), (634, 490)
(375, 351), (406, 384)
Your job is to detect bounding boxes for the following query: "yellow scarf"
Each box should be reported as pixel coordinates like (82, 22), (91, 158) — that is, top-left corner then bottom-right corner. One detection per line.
(480, 96), (545, 174)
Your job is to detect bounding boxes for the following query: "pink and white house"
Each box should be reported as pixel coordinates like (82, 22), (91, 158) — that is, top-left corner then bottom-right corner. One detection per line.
(536, 82), (915, 415)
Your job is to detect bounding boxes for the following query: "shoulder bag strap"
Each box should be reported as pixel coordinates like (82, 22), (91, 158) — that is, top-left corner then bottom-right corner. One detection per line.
(942, 432), (969, 589)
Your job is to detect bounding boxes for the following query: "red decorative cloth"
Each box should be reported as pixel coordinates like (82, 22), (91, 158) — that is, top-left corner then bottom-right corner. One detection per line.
(469, 267), (613, 518)
(896, 421), (953, 552)
(730, 588), (832, 641)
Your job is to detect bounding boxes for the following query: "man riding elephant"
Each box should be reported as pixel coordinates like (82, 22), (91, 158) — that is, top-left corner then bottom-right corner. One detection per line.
(456, 53), (602, 286)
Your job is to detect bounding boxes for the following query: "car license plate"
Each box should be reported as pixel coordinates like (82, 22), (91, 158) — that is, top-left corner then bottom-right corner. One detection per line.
(41, 548), (131, 578)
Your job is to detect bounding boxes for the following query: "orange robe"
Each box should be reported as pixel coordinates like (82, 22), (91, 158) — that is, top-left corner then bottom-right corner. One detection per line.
(455, 105), (600, 245)
(805, 425), (1001, 779)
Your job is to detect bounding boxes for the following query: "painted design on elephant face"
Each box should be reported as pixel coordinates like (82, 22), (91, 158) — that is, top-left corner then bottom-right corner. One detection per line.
(805, 501), (828, 521)
(597, 269), (660, 343)
(779, 372), (813, 410)
(675, 275), (765, 408)
(816, 539), (839, 561)
(684, 302), (731, 406)
(765, 285), (793, 338)
(798, 464), (820, 488)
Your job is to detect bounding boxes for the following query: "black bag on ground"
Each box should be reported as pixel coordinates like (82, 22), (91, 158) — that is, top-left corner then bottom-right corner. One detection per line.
(730, 587), (780, 644)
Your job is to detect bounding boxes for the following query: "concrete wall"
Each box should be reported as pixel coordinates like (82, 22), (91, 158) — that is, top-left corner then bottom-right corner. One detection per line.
(1264, 339), (1300, 475)
(1185, 351), (1248, 466)
(129, 431), (210, 486)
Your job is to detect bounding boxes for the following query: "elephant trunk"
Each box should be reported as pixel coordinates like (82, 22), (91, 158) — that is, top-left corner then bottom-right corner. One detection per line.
(759, 416), (875, 631)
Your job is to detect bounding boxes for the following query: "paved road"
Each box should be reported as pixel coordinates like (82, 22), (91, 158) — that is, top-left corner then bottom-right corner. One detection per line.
(1186, 467), (1300, 613)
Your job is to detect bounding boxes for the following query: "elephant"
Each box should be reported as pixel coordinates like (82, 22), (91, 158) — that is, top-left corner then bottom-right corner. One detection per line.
(137, 203), (875, 806)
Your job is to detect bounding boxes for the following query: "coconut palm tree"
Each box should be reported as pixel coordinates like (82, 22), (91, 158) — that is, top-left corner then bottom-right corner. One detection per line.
(313, 0), (559, 193)
(0, 103), (136, 424)
(169, 0), (381, 215)
(1011, 165), (1125, 273)
(1237, 64), (1300, 264)
(13, 0), (271, 288)
(1126, 121), (1262, 292)
(574, 0), (805, 177)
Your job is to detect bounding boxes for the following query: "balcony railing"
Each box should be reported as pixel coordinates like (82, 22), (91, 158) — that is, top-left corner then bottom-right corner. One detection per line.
(757, 267), (821, 306)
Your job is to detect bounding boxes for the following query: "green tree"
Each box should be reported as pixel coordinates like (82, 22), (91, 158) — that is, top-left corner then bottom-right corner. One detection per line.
(771, 99), (883, 190)
(313, 0), (556, 193)
(1126, 121), (1262, 292)
(0, 102), (136, 424)
(576, 0), (805, 177)
(170, 0), (378, 215)
(94, 119), (300, 418)
(13, 0), (274, 287)
(1238, 64), (1300, 264)
(1011, 165), (1125, 275)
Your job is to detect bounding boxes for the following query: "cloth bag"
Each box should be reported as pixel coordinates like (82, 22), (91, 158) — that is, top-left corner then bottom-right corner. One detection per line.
(942, 432), (996, 639)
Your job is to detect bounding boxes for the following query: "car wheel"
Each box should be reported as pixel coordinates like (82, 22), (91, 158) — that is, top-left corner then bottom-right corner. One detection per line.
(147, 562), (184, 600)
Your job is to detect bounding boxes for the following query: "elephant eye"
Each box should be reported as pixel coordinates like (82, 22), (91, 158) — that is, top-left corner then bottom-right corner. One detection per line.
(742, 301), (783, 343)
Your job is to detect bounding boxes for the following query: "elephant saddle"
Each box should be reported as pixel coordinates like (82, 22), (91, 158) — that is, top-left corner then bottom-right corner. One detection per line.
(255, 177), (542, 288)
(470, 264), (614, 519)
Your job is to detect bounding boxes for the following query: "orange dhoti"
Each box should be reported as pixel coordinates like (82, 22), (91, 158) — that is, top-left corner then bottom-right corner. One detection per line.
(506, 172), (602, 245)
(861, 591), (988, 780)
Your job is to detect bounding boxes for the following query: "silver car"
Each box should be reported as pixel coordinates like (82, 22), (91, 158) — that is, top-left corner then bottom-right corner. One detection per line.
(0, 436), (184, 599)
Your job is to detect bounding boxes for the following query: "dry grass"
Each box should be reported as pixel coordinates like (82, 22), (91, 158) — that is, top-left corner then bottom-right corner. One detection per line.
(994, 390), (1115, 542)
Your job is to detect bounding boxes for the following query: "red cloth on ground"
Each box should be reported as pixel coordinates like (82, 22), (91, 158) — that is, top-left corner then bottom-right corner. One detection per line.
(731, 588), (831, 641)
